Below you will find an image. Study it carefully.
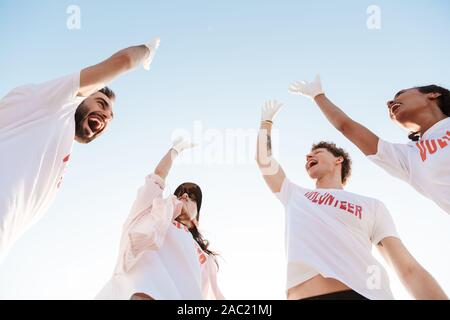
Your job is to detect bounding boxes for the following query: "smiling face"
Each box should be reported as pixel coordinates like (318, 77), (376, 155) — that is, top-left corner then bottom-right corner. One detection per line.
(386, 88), (441, 131)
(305, 148), (344, 182)
(74, 91), (114, 144)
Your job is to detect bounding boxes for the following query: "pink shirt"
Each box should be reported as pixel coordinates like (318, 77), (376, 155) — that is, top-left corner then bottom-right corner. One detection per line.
(96, 174), (224, 300)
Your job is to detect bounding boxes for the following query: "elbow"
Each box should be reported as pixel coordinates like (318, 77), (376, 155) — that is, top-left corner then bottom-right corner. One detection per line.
(255, 153), (269, 168)
(114, 51), (134, 71)
(336, 118), (349, 133)
(255, 146), (272, 168)
(255, 154), (262, 167)
(154, 169), (164, 179)
(400, 262), (422, 283)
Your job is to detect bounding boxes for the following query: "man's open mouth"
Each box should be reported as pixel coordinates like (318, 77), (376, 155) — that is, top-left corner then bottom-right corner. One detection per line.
(306, 159), (319, 170)
(87, 114), (105, 134)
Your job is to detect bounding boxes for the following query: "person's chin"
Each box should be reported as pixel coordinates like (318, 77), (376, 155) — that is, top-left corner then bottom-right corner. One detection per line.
(306, 169), (317, 179)
(74, 134), (93, 144)
(393, 108), (413, 125)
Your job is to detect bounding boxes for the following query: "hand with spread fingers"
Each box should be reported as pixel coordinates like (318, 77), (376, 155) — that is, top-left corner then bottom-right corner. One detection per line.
(289, 74), (324, 99)
(171, 136), (197, 155)
(261, 100), (284, 124)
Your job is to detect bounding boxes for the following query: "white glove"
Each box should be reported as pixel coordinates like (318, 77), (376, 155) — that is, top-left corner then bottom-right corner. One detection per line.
(289, 74), (324, 99)
(171, 137), (197, 155)
(261, 100), (283, 122)
(143, 37), (161, 70)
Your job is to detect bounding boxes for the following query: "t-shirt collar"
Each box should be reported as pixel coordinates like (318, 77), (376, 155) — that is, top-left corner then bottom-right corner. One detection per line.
(421, 117), (450, 140)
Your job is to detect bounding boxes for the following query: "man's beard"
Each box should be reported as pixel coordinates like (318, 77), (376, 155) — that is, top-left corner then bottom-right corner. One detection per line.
(74, 102), (94, 144)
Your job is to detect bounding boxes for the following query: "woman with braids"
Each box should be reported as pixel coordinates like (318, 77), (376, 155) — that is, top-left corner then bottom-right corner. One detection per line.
(289, 75), (450, 215)
(96, 137), (224, 300)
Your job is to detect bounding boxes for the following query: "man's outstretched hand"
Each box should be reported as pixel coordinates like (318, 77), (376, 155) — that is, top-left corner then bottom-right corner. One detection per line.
(143, 37), (161, 70)
(289, 74), (324, 99)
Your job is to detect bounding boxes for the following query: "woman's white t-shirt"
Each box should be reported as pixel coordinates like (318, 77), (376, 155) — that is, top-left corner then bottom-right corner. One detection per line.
(368, 117), (450, 215)
(276, 178), (399, 300)
(0, 73), (83, 261)
(96, 174), (224, 300)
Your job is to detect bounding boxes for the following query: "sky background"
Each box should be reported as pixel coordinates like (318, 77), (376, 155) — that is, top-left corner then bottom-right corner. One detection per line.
(0, 0), (449, 299)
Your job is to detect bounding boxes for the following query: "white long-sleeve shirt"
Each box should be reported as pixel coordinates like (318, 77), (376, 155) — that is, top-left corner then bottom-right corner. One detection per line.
(0, 73), (84, 261)
(96, 174), (224, 300)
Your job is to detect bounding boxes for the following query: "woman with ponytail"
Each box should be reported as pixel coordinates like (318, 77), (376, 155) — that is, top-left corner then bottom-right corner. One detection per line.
(96, 138), (224, 300)
(289, 75), (450, 215)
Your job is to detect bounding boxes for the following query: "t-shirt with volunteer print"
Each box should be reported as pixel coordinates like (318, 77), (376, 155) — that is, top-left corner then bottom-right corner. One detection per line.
(0, 72), (84, 260)
(367, 117), (450, 215)
(275, 178), (399, 300)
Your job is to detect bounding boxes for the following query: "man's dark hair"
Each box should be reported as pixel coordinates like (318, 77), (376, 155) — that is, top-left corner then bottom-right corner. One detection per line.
(98, 86), (116, 100)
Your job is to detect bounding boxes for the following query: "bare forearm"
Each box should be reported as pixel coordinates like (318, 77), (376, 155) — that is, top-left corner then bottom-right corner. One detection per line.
(403, 268), (448, 300)
(314, 94), (379, 155)
(256, 122), (273, 168)
(154, 149), (178, 180)
(79, 45), (149, 96)
(256, 121), (285, 192)
(116, 45), (149, 70)
(314, 94), (351, 132)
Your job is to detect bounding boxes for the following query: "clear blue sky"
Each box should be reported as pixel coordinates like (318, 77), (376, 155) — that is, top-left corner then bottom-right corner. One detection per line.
(0, 0), (449, 299)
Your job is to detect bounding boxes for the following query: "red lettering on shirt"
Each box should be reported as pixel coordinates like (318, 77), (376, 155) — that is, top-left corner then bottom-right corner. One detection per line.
(416, 131), (450, 162)
(195, 245), (207, 265)
(57, 154), (71, 189)
(437, 138), (448, 148)
(347, 203), (355, 214)
(355, 206), (362, 219)
(318, 194), (328, 205)
(172, 221), (189, 232)
(304, 191), (363, 219)
(312, 193), (319, 203)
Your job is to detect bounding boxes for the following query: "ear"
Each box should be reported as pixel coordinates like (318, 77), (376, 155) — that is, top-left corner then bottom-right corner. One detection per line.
(335, 156), (344, 165)
(427, 92), (442, 100)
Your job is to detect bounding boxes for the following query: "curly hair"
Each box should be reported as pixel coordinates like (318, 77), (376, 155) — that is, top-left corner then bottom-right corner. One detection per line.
(311, 141), (352, 185)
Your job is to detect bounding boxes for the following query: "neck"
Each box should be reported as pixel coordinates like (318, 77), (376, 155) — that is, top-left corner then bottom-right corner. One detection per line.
(315, 173), (344, 190)
(416, 109), (447, 136)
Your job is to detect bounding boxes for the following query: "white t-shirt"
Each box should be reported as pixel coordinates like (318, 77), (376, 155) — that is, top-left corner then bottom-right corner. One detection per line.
(368, 117), (450, 215)
(0, 73), (83, 260)
(276, 178), (399, 300)
(96, 174), (224, 300)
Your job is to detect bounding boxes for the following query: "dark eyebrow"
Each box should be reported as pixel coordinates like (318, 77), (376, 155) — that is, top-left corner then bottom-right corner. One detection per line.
(394, 90), (406, 98)
(96, 97), (114, 118)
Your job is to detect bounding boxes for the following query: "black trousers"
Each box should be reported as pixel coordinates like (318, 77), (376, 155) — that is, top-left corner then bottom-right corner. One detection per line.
(301, 290), (369, 300)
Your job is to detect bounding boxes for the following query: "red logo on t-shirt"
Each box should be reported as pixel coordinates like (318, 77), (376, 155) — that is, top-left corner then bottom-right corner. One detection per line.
(196, 246), (207, 265)
(304, 191), (363, 219)
(57, 153), (71, 189)
(416, 130), (450, 162)
(173, 221), (189, 232)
